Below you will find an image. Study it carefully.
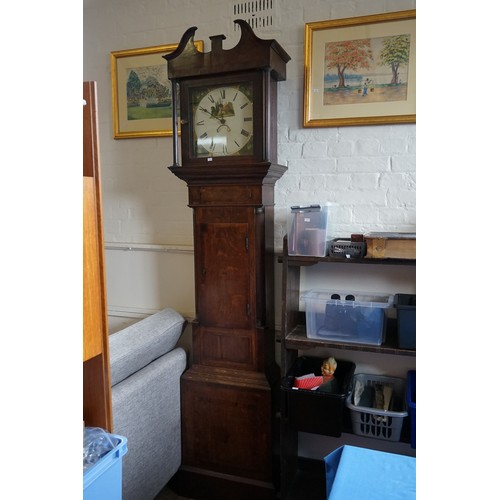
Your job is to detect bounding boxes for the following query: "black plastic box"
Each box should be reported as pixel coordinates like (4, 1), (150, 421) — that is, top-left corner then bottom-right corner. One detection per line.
(395, 293), (416, 349)
(281, 356), (355, 437)
(407, 370), (416, 448)
(328, 238), (366, 259)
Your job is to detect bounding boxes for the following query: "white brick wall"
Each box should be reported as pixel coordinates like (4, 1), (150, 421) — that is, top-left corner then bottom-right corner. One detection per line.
(83, 0), (416, 252)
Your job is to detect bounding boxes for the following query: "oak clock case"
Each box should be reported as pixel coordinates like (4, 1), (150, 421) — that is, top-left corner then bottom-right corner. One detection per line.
(163, 20), (290, 500)
(179, 72), (264, 165)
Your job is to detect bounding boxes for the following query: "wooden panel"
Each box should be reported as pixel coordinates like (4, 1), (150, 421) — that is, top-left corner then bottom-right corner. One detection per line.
(189, 185), (263, 206)
(83, 355), (109, 428)
(83, 81), (112, 431)
(365, 232), (416, 260)
(83, 177), (103, 360)
(197, 220), (252, 329)
(181, 365), (272, 481)
(83, 81), (98, 177)
(193, 325), (256, 370)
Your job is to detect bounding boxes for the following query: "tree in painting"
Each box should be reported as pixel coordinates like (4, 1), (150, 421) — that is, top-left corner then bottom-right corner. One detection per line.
(324, 39), (373, 88)
(379, 34), (410, 85)
(126, 70), (142, 106)
(142, 75), (170, 103)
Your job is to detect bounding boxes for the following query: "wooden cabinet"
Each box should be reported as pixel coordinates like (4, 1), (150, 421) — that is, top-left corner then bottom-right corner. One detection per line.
(279, 235), (415, 500)
(83, 81), (112, 431)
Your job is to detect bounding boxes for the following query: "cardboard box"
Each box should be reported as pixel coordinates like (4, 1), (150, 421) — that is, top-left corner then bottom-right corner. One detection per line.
(324, 445), (416, 499)
(364, 232), (416, 259)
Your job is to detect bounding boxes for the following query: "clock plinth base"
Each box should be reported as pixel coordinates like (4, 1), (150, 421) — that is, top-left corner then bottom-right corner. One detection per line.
(178, 365), (277, 498)
(169, 464), (278, 500)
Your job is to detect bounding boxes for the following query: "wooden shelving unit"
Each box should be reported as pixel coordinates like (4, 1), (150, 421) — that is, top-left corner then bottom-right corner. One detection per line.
(279, 235), (415, 499)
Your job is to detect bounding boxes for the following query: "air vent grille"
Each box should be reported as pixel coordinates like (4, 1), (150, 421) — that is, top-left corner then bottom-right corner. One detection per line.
(231, 0), (275, 32)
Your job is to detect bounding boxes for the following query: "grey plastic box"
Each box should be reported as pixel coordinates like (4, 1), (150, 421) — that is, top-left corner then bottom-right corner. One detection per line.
(346, 373), (407, 442)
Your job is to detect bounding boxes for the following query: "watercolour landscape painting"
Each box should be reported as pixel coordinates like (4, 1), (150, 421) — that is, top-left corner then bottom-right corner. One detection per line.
(111, 41), (203, 139)
(323, 33), (410, 106)
(304, 10), (416, 127)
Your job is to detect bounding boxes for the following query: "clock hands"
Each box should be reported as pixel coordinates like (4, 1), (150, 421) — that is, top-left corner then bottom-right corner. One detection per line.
(199, 106), (231, 132)
(199, 106), (222, 122)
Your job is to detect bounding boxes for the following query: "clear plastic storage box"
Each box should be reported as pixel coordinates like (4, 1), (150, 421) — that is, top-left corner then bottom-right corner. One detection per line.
(301, 289), (394, 345)
(287, 204), (333, 257)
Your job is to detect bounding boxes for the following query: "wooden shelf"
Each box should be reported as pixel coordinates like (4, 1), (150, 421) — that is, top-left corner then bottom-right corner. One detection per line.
(279, 253), (416, 267)
(283, 322), (416, 357)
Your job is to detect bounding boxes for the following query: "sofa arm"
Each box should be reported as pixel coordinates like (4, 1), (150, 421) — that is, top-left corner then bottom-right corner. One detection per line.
(112, 347), (186, 499)
(109, 307), (185, 386)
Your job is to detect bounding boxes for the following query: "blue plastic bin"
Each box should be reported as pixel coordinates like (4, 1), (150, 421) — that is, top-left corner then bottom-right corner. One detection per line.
(84, 434), (128, 500)
(324, 445), (416, 499)
(407, 371), (416, 448)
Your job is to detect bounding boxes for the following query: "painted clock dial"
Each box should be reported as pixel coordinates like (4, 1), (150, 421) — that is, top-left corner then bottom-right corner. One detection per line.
(191, 83), (254, 157)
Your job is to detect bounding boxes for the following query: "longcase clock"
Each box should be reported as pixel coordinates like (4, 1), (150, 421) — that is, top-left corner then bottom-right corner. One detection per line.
(164, 20), (290, 500)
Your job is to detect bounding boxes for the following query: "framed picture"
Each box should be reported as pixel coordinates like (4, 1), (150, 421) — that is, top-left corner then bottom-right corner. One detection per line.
(111, 41), (204, 139)
(304, 10), (416, 127)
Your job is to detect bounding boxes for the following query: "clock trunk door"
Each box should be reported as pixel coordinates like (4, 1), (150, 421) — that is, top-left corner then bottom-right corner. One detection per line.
(195, 208), (254, 329)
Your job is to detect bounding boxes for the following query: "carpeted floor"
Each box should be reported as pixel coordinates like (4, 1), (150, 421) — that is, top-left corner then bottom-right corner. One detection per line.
(154, 485), (194, 500)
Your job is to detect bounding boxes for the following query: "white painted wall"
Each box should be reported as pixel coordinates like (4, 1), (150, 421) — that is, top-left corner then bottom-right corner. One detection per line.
(83, 0), (417, 464)
(83, 0), (416, 330)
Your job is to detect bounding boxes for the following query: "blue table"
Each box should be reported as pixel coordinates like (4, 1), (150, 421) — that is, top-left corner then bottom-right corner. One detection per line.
(324, 445), (416, 499)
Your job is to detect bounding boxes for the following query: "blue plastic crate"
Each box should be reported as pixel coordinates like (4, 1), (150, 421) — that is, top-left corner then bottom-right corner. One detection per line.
(84, 434), (128, 500)
(407, 371), (416, 448)
(324, 445), (416, 499)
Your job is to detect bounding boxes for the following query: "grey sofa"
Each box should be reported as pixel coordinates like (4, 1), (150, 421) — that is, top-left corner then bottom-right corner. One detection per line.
(109, 308), (186, 500)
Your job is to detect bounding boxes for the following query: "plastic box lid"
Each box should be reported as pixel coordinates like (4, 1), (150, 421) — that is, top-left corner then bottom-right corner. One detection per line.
(301, 289), (394, 308)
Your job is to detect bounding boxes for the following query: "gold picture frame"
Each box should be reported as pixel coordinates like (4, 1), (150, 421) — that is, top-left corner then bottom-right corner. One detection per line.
(111, 41), (204, 139)
(304, 10), (416, 128)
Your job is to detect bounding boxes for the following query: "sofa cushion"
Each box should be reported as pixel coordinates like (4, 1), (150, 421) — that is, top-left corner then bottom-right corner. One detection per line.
(109, 307), (185, 386)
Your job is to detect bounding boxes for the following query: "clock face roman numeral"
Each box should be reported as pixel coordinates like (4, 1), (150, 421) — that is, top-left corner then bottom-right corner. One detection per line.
(208, 94), (215, 103)
(241, 129), (250, 137)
